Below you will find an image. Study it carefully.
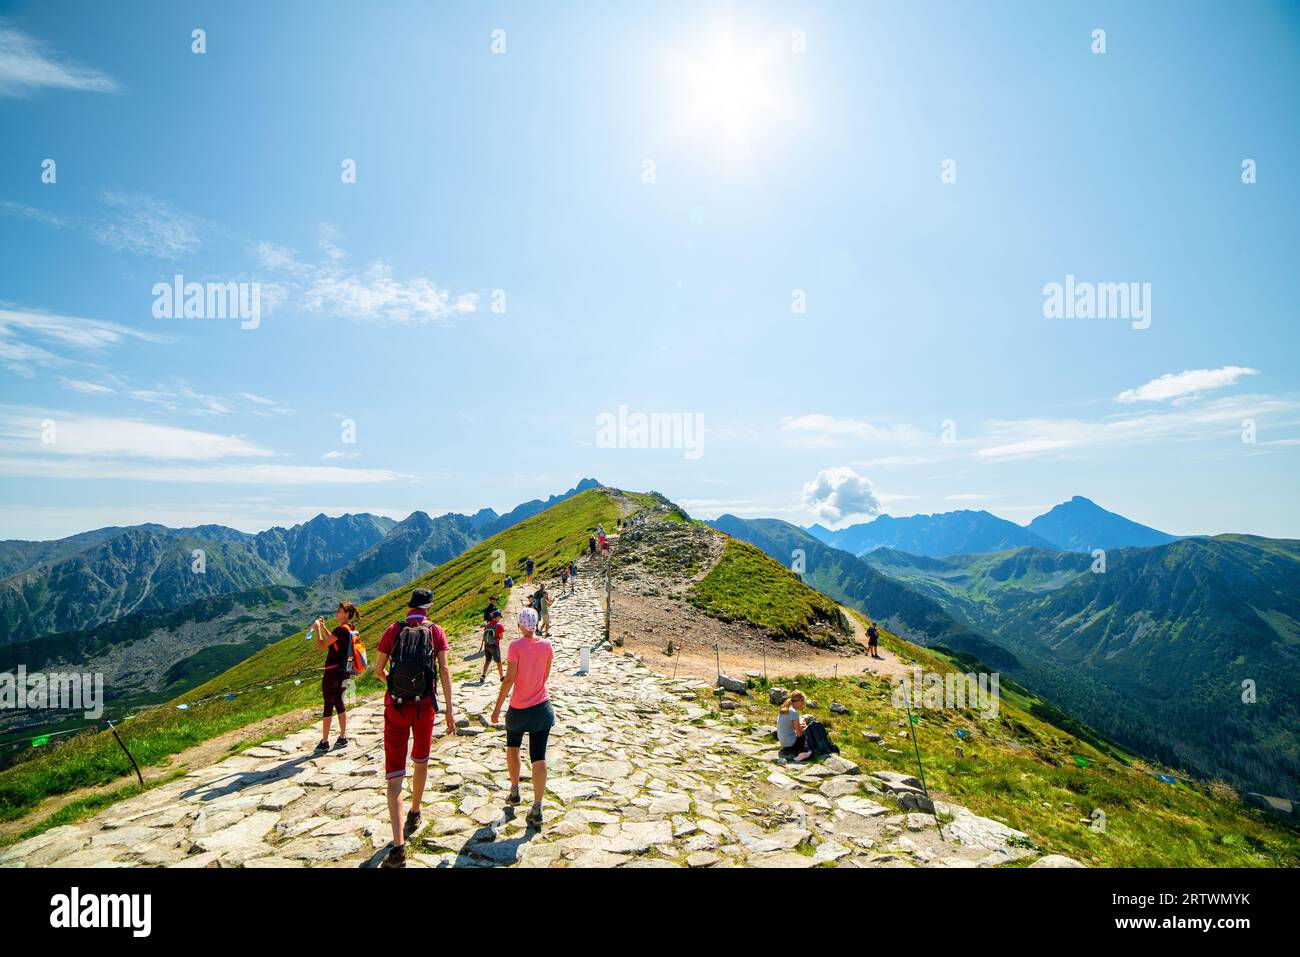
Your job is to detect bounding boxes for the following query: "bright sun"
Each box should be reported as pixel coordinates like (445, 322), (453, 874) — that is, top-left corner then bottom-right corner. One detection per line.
(665, 31), (789, 157)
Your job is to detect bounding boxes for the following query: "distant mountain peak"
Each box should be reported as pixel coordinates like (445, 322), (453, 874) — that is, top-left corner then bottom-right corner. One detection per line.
(1027, 497), (1176, 552)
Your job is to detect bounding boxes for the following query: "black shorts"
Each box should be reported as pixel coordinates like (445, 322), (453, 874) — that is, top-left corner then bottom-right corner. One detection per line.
(505, 701), (555, 762)
(483, 642), (502, 664)
(322, 670), (347, 718)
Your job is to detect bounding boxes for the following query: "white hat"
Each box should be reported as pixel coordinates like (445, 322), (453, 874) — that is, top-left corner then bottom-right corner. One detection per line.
(518, 607), (539, 630)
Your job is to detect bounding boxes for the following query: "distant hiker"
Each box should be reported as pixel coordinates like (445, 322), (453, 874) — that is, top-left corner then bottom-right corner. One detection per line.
(534, 583), (552, 636)
(588, 535), (597, 556)
(312, 601), (360, 752)
(480, 610), (505, 683)
(373, 588), (456, 868)
(567, 560), (577, 593)
(560, 565), (570, 592)
(599, 533), (609, 557)
(504, 574), (514, 588)
(596, 524), (605, 538)
(525, 557), (535, 582)
(776, 691), (838, 762)
(867, 622), (881, 659)
(491, 607), (555, 829)
(483, 595), (500, 622)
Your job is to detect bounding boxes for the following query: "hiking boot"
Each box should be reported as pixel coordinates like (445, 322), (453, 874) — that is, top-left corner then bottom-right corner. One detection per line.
(507, 786), (522, 806)
(313, 739), (330, 753)
(333, 737), (349, 749)
(381, 844), (406, 868)
(403, 810), (423, 838)
(525, 806), (544, 828)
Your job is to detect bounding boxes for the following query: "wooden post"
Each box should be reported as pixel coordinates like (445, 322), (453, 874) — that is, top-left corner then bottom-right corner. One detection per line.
(106, 718), (144, 787)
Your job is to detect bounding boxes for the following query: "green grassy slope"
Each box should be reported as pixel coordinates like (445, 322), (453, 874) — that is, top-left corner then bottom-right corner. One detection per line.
(687, 539), (851, 643)
(0, 488), (622, 823)
(737, 610), (1300, 867)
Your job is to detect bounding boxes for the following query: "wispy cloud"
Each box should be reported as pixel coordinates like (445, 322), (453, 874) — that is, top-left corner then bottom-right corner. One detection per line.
(780, 413), (927, 449)
(0, 457), (409, 485)
(256, 226), (478, 323)
(0, 409), (271, 461)
(91, 191), (204, 259)
(0, 26), (117, 97)
(1116, 366), (1260, 404)
(0, 304), (165, 374)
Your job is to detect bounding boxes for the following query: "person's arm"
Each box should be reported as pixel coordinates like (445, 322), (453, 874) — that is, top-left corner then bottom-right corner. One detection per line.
(311, 618), (332, 650)
(437, 649), (456, 734)
(373, 650), (389, 684)
(491, 660), (518, 723)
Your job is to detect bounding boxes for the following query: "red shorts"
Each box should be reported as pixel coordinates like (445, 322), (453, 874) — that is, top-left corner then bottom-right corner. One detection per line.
(383, 698), (434, 780)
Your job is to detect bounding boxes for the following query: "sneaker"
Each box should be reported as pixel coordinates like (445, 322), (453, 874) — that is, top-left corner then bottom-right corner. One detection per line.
(507, 786), (522, 806)
(526, 806), (544, 828)
(381, 844), (406, 868)
(403, 810), (423, 838)
(313, 739), (330, 753)
(333, 737), (349, 749)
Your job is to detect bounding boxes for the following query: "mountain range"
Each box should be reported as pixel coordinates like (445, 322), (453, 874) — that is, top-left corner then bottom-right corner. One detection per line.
(806, 496), (1177, 558)
(0, 478), (602, 645)
(713, 510), (1300, 796)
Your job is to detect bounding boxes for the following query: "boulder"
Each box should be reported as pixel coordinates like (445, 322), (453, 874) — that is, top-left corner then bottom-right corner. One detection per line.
(769, 687), (790, 705)
(830, 703), (850, 715)
(873, 770), (922, 789)
(716, 674), (748, 694)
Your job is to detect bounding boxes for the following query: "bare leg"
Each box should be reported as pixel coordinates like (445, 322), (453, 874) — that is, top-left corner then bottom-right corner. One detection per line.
(531, 760), (546, 805)
(410, 761), (428, 812)
(386, 777), (404, 847)
(506, 746), (521, 789)
(338, 712), (347, 738)
(321, 715), (332, 742)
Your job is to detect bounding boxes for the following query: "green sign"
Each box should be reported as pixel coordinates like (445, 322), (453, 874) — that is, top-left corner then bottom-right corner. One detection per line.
(31, 735), (50, 747)
(1073, 755), (1089, 768)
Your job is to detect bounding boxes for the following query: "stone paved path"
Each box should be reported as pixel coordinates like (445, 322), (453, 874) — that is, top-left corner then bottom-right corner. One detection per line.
(1, 561), (1042, 868)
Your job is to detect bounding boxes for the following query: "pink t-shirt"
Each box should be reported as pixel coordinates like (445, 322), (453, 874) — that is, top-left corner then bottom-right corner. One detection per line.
(508, 636), (553, 709)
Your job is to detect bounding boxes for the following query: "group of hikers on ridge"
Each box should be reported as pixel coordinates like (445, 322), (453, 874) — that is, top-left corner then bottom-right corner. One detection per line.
(309, 549), (591, 867)
(305, 521), (862, 867)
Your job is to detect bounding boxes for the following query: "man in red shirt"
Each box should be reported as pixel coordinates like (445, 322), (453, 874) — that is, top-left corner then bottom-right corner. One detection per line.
(373, 587), (456, 868)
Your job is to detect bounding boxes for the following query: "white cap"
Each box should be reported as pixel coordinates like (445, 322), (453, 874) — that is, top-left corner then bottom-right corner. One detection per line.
(518, 607), (539, 630)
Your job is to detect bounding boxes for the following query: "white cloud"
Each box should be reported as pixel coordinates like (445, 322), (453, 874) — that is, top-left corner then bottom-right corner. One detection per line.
(0, 409), (272, 461)
(256, 228), (477, 323)
(780, 414), (924, 448)
(91, 191), (203, 259)
(0, 458), (407, 485)
(0, 27), (117, 96)
(0, 304), (165, 373)
(1116, 366), (1260, 404)
(801, 466), (883, 524)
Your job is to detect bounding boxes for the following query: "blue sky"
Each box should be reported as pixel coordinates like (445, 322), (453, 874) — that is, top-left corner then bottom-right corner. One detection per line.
(2, 0), (1298, 540)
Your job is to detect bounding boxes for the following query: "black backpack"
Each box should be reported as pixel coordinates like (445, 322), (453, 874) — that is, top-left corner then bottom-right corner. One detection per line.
(388, 621), (437, 706)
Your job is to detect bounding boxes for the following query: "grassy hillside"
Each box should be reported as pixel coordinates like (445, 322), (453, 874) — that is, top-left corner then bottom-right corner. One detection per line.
(735, 611), (1300, 867)
(0, 488), (622, 824)
(687, 539), (850, 643)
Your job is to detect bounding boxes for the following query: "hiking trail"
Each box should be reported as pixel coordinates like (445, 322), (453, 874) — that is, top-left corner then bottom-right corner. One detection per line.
(0, 552), (1055, 869)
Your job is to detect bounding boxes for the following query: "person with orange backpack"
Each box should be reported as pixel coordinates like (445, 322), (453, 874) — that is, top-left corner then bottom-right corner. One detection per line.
(373, 588), (457, 868)
(311, 600), (362, 752)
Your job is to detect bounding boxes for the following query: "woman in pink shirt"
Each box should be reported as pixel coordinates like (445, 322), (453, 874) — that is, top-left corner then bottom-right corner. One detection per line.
(491, 606), (555, 828)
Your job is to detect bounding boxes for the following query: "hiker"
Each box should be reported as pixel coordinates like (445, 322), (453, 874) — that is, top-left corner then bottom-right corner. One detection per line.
(867, 622), (881, 659)
(525, 557), (535, 582)
(483, 594), (500, 623)
(534, 583), (552, 636)
(588, 535), (596, 556)
(491, 607), (554, 829)
(776, 691), (838, 762)
(560, 565), (570, 593)
(567, 559), (577, 593)
(504, 574), (514, 588)
(480, 610), (506, 683)
(312, 601), (361, 751)
(373, 588), (456, 868)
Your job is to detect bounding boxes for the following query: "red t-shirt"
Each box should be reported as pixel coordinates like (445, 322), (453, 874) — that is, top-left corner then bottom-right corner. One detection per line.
(378, 612), (449, 704)
(483, 621), (505, 644)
